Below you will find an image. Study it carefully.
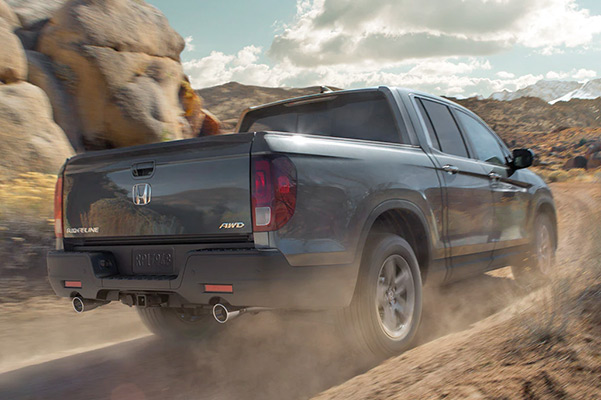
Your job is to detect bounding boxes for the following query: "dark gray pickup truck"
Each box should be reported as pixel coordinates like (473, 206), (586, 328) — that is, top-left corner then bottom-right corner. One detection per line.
(48, 86), (556, 356)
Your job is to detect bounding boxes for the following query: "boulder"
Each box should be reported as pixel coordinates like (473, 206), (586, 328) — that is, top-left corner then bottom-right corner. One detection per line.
(0, 0), (19, 28)
(0, 18), (26, 83)
(563, 156), (588, 170)
(585, 141), (601, 157)
(35, 0), (195, 149)
(0, 82), (73, 177)
(587, 152), (601, 169)
(26, 50), (85, 151)
(4, 0), (66, 29)
(38, 0), (184, 60)
(4, 0), (66, 49)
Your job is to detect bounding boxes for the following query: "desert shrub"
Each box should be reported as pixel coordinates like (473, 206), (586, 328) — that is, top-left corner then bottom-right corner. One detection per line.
(519, 252), (601, 346)
(547, 170), (569, 183)
(575, 138), (588, 148)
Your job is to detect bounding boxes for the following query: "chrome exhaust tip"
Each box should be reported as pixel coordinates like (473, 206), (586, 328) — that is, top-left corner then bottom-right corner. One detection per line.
(213, 303), (240, 324)
(72, 296), (85, 313)
(212, 303), (273, 323)
(72, 296), (109, 313)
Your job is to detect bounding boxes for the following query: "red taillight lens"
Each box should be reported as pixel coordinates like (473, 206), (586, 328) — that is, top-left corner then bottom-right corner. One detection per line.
(54, 176), (63, 238)
(251, 156), (297, 232)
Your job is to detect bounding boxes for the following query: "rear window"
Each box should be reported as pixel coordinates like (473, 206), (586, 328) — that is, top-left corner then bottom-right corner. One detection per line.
(240, 92), (408, 144)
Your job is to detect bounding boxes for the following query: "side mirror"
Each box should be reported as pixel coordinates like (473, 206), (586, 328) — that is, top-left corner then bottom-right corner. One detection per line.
(510, 148), (534, 170)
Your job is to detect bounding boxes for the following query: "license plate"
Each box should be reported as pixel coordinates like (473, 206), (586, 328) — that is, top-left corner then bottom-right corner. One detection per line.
(132, 248), (174, 275)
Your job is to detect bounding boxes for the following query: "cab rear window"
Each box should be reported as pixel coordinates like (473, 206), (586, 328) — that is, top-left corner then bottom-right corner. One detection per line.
(240, 92), (408, 144)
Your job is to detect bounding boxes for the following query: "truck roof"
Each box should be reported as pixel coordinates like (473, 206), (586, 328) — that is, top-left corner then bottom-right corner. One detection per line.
(246, 86), (464, 109)
(238, 86), (474, 126)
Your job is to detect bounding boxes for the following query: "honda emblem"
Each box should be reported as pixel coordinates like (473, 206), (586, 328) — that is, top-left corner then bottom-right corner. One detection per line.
(132, 183), (151, 205)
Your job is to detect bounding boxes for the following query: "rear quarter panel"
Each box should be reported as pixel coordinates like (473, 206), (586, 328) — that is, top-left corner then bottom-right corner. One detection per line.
(252, 132), (445, 271)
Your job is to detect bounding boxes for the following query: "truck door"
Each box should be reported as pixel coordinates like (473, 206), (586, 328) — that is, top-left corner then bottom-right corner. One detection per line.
(452, 110), (531, 267)
(415, 98), (495, 281)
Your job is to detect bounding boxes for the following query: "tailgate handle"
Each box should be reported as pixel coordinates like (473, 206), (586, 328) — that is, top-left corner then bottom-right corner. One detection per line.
(132, 161), (155, 178)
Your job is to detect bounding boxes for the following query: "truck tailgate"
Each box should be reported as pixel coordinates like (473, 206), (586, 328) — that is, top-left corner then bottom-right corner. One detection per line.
(62, 133), (254, 240)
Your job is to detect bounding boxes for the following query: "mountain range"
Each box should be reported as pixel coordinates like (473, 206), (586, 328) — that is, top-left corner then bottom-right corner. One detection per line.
(489, 79), (601, 104)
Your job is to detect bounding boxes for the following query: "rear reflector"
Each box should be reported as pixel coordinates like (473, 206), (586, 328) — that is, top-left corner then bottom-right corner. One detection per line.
(64, 281), (82, 288)
(204, 284), (233, 293)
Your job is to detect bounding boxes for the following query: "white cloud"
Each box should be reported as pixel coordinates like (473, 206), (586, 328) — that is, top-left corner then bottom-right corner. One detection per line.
(182, 1), (600, 97)
(572, 68), (597, 81)
(545, 68), (597, 81)
(497, 71), (515, 79)
(184, 36), (195, 52)
(268, 0), (601, 67)
(183, 46), (293, 88)
(546, 71), (568, 80)
(183, 46), (547, 98)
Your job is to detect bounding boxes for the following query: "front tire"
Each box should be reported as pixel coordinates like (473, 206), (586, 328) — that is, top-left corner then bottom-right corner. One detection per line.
(137, 306), (221, 339)
(338, 234), (423, 358)
(512, 213), (556, 287)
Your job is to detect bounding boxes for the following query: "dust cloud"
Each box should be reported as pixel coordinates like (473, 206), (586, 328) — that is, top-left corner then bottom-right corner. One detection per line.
(0, 270), (526, 400)
(2, 183), (596, 399)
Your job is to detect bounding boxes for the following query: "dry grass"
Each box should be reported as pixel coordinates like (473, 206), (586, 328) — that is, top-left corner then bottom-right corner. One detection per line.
(0, 172), (56, 302)
(532, 167), (601, 183)
(0, 172), (56, 227)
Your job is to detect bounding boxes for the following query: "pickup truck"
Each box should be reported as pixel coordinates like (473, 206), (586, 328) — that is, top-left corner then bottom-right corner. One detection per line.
(48, 86), (556, 357)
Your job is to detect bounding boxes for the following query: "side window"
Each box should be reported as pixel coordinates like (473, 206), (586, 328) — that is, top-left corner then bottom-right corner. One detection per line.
(455, 111), (506, 166)
(416, 99), (440, 150)
(420, 99), (469, 158)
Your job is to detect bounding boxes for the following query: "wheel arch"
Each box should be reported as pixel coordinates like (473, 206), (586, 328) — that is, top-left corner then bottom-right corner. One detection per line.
(356, 200), (433, 284)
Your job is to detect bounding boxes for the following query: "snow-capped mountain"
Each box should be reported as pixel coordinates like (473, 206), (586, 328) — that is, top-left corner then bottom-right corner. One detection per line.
(489, 80), (584, 103)
(549, 79), (601, 104)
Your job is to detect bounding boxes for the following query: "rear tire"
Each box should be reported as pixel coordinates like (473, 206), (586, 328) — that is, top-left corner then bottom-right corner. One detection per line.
(137, 307), (221, 339)
(338, 234), (423, 358)
(512, 213), (556, 288)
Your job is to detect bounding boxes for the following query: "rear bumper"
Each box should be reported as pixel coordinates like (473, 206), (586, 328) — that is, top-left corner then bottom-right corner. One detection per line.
(47, 248), (358, 309)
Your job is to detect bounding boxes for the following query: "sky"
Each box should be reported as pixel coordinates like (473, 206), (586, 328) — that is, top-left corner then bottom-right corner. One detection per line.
(147, 0), (601, 98)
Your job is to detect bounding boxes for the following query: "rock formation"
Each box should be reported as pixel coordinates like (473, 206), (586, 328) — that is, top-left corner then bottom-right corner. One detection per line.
(0, 0), (220, 166)
(0, 0), (73, 177)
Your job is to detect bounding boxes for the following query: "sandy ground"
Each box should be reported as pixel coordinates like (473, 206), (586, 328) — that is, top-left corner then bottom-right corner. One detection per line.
(0, 182), (599, 399)
(315, 182), (601, 400)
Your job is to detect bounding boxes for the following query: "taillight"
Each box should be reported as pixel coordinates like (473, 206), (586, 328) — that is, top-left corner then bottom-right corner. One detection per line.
(54, 175), (63, 238)
(251, 156), (297, 232)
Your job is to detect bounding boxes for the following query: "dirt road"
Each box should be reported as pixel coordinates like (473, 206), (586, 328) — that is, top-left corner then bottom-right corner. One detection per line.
(0, 183), (597, 400)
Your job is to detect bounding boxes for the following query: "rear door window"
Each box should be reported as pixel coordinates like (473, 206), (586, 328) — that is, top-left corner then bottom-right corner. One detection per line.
(419, 98), (469, 158)
(454, 111), (507, 166)
(416, 99), (440, 150)
(241, 92), (409, 144)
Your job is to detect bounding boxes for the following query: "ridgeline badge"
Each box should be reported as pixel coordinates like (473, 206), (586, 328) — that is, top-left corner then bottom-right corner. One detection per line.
(66, 227), (99, 234)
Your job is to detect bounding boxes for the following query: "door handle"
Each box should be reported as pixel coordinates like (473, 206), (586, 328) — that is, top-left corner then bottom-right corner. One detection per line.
(488, 172), (501, 181)
(132, 161), (155, 178)
(442, 164), (459, 174)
